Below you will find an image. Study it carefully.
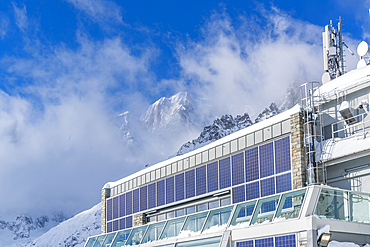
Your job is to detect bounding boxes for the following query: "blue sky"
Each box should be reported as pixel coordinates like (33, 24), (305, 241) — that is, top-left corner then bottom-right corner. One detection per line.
(0, 0), (369, 219)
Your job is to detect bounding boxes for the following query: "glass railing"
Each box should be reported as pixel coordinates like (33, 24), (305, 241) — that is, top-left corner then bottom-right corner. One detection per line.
(85, 188), (308, 247)
(315, 188), (370, 223)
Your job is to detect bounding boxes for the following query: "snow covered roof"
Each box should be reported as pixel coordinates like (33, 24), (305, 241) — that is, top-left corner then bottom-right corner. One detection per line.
(321, 135), (370, 163)
(104, 104), (301, 189)
(316, 65), (370, 98)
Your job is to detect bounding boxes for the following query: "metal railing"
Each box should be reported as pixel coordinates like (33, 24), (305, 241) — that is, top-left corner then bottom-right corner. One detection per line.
(331, 112), (370, 141)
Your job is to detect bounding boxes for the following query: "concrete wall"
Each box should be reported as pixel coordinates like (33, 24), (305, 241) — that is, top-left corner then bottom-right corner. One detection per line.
(291, 112), (306, 189)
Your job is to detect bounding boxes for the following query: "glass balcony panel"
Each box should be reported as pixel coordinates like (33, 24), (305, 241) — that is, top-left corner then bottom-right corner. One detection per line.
(202, 206), (233, 233)
(230, 201), (257, 226)
(92, 235), (106, 247)
(350, 192), (370, 223)
(167, 211), (175, 219)
(85, 237), (97, 247)
(159, 217), (186, 239)
(251, 195), (280, 225)
(125, 226), (148, 246)
(157, 214), (166, 221)
(208, 201), (219, 209)
(181, 212), (208, 234)
(141, 221), (166, 244)
(315, 189), (349, 221)
(176, 236), (222, 247)
(220, 197), (231, 207)
(101, 232), (116, 247)
(176, 209), (185, 217)
(110, 229), (132, 247)
(275, 189), (306, 220)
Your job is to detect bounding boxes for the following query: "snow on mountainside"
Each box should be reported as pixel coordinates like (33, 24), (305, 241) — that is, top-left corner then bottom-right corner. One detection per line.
(20, 203), (101, 247)
(176, 113), (253, 155)
(176, 102), (285, 156)
(0, 212), (69, 247)
(140, 92), (201, 133)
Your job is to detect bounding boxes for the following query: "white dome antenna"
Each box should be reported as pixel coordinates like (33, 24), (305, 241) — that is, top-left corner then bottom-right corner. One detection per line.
(357, 41), (369, 57)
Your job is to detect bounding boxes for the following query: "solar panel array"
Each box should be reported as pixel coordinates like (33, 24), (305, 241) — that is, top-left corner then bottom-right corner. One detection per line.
(237, 234), (296, 247)
(106, 136), (292, 233)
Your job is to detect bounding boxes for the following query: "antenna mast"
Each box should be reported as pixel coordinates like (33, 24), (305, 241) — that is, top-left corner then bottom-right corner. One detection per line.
(322, 17), (345, 81)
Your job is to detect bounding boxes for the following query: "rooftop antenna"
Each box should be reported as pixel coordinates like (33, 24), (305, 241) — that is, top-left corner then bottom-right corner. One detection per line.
(322, 17), (358, 84)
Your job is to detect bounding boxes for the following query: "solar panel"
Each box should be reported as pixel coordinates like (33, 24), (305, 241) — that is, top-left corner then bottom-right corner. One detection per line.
(113, 219), (119, 232)
(119, 218), (125, 230)
(245, 147), (259, 182)
(126, 191), (132, 215)
(107, 221), (113, 233)
(276, 173), (292, 193)
(246, 181), (260, 201)
(259, 142), (274, 178)
(112, 196), (119, 220)
(185, 169), (195, 198)
(255, 237), (273, 247)
(148, 183), (156, 209)
(166, 176), (175, 204)
(126, 216), (132, 229)
(106, 198), (112, 221)
(140, 186), (148, 211)
(219, 157), (231, 189)
(275, 136), (291, 174)
(119, 194), (125, 217)
(236, 240), (254, 247)
(232, 185), (245, 204)
(175, 173), (185, 201)
(261, 177), (275, 197)
(207, 161), (218, 192)
(157, 179), (165, 206)
(133, 188), (140, 213)
(232, 152), (245, 186)
(196, 165), (207, 196)
(275, 234), (296, 247)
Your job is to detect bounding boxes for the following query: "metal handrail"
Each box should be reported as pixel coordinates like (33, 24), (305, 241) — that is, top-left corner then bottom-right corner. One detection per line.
(331, 112), (369, 140)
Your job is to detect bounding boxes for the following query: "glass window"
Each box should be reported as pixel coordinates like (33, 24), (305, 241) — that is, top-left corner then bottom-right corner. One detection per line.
(186, 206), (196, 215)
(176, 236), (222, 247)
(202, 206), (233, 233)
(101, 233), (116, 247)
(251, 195), (280, 225)
(230, 201), (257, 226)
(208, 201), (219, 209)
(141, 221), (166, 244)
(176, 209), (185, 217)
(197, 203), (207, 212)
(92, 235), (106, 247)
(125, 226), (148, 246)
(350, 192), (370, 223)
(220, 197), (231, 207)
(315, 189), (349, 221)
(275, 189), (306, 220)
(160, 217), (186, 239)
(167, 211), (175, 219)
(85, 237), (97, 247)
(148, 216), (156, 223)
(110, 229), (132, 247)
(157, 214), (166, 221)
(181, 212), (208, 233)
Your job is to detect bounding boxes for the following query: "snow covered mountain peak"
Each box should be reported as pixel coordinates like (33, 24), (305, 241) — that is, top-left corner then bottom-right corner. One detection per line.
(140, 92), (200, 133)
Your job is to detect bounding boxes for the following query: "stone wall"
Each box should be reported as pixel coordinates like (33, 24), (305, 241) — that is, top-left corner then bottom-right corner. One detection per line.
(101, 188), (110, 234)
(133, 214), (146, 227)
(290, 112), (306, 189)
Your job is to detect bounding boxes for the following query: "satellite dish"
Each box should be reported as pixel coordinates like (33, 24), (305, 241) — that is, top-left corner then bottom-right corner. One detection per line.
(357, 58), (367, 69)
(321, 72), (331, 84)
(357, 41), (369, 57)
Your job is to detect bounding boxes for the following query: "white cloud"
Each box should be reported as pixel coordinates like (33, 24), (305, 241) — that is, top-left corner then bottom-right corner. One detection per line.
(66, 0), (122, 24)
(176, 8), (358, 119)
(12, 2), (28, 31)
(0, 15), (9, 39)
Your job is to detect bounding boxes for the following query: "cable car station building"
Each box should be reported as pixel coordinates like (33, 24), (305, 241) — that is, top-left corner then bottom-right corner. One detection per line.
(85, 20), (370, 247)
